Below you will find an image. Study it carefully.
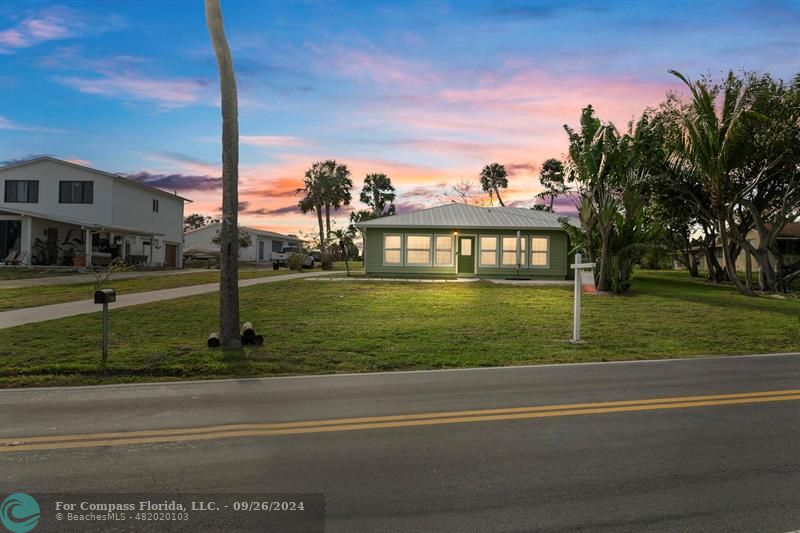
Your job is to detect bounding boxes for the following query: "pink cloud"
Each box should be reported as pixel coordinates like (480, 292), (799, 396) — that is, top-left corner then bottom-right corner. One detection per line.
(0, 6), (121, 53)
(240, 135), (309, 147)
(168, 50), (683, 236)
(57, 71), (208, 109)
(309, 44), (441, 89)
(64, 156), (91, 166)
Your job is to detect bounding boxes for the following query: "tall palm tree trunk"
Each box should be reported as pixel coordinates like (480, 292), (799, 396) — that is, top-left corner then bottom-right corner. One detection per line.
(205, 0), (240, 348)
(324, 204), (332, 237)
(316, 207), (325, 254)
(495, 188), (505, 207)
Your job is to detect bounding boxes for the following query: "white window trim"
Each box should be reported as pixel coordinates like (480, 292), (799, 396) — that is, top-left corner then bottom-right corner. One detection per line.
(382, 233), (403, 266)
(434, 234), (455, 266)
(500, 235), (527, 267)
(479, 235), (499, 267)
(529, 235), (550, 268)
(404, 233), (433, 266)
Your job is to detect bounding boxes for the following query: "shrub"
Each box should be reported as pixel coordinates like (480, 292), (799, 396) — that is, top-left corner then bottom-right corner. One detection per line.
(287, 253), (303, 271)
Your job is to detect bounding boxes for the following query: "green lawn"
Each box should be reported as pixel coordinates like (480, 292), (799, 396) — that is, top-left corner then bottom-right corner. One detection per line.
(331, 260), (363, 272)
(0, 268), (81, 280)
(0, 270), (798, 387)
(0, 268), (302, 311)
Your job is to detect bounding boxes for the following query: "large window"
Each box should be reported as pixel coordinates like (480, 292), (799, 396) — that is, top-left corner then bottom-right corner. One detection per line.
(501, 236), (527, 267)
(530, 236), (549, 267)
(405, 235), (432, 265)
(383, 234), (402, 265)
(479, 236), (498, 266)
(434, 235), (454, 266)
(59, 181), (93, 204)
(4, 180), (38, 203)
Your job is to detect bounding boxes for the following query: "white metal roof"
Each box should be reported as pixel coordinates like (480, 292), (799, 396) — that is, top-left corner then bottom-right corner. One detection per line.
(184, 223), (300, 241)
(356, 203), (577, 230)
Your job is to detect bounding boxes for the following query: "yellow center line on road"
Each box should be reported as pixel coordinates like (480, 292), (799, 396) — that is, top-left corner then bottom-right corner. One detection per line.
(3, 389), (800, 453)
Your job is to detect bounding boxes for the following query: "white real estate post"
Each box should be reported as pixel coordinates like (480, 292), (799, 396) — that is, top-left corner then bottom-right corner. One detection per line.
(0, 157), (188, 268)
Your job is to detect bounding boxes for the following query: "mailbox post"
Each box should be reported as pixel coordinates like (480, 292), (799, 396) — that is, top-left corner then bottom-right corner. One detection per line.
(94, 289), (116, 365)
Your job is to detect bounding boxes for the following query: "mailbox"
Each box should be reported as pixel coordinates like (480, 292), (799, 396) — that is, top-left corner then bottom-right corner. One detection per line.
(94, 289), (116, 304)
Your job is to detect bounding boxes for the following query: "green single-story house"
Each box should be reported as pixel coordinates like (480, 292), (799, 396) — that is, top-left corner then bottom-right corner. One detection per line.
(356, 203), (577, 279)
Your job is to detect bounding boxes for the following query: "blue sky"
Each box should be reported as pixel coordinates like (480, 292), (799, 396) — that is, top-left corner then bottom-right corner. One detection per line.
(1, 0), (798, 233)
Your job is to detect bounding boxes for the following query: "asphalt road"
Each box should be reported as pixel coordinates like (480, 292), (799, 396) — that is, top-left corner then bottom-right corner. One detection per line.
(3, 353), (800, 532)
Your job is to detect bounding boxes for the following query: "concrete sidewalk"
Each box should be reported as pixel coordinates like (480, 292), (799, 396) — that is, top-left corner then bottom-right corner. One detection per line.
(0, 268), (211, 288)
(0, 270), (334, 329)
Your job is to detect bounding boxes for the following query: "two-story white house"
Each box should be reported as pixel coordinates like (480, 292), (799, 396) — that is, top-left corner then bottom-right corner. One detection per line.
(0, 156), (189, 268)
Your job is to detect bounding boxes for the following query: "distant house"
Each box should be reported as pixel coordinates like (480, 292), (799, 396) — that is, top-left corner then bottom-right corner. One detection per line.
(355, 203), (576, 279)
(0, 156), (189, 267)
(184, 224), (301, 262)
(678, 223), (800, 272)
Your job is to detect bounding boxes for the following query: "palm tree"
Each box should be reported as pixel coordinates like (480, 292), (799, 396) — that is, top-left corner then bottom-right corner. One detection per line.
(320, 160), (352, 238)
(330, 227), (355, 276)
(205, 0), (240, 348)
(479, 163), (509, 206)
(298, 162), (328, 260)
(668, 70), (759, 296)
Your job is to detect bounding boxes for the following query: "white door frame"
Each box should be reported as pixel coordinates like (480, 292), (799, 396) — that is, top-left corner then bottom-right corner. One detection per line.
(456, 233), (478, 276)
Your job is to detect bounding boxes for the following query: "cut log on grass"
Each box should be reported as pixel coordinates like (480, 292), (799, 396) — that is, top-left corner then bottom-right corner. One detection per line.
(241, 322), (255, 342)
(253, 335), (264, 346)
(207, 333), (221, 348)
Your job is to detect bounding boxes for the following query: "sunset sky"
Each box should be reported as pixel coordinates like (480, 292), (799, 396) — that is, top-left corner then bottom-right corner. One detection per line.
(1, 0), (798, 235)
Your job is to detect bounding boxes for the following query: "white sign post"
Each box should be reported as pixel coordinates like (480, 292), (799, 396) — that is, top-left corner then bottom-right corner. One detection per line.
(570, 253), (596, 343)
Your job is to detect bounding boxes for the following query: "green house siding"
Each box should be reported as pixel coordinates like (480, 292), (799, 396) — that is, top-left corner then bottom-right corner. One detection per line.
(364, 227), (569, 279)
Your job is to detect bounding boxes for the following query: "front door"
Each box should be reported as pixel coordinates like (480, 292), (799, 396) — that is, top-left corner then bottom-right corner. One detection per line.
(457, 236), (475, 274)
(258, 240), (265, 261)
(165, 244), (177, 268)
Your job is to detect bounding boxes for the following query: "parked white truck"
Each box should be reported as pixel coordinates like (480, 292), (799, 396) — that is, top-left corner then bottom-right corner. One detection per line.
(271, 245), (315, 269)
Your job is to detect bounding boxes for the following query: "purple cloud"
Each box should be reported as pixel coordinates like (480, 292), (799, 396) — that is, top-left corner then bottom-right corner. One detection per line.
(245, 204), (299, 216)
(127, 171), (222, 192)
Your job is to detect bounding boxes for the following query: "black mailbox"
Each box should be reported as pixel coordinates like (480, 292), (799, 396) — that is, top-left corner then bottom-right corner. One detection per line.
(94, 289), (116, 304)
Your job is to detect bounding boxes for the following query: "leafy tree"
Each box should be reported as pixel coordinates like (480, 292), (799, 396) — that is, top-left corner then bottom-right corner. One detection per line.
(360, 173), (396, 216)
(728, 73), (800, 292)
(562, 106), (658, 292)
(212, 227), (252, 249)
(349, 173), (396, 237)
(536, 159), (568, 212)
(479, 163), (509, 206)
(184, 213), (220, 232)
(668, 70), (766, 296)
(205, 0), (240, 348)
(649, 94), (729, 282)
(348, 209), (376, 237)
(563, 106), (622, 291)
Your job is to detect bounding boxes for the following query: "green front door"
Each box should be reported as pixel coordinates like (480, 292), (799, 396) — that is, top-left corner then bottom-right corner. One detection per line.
(457, 236), (475, 274)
